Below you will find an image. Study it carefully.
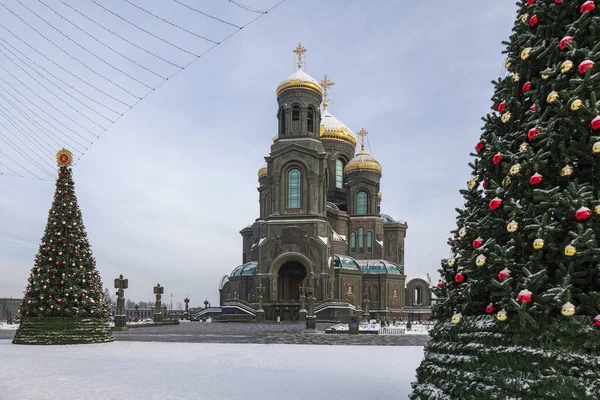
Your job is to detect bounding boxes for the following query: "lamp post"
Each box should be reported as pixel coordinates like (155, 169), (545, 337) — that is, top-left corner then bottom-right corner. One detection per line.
(184, 296), (190, 320)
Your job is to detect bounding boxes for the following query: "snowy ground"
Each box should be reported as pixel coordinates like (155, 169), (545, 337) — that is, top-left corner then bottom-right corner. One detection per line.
(0, 340), (424, 400)
(0, 322), (18, 330)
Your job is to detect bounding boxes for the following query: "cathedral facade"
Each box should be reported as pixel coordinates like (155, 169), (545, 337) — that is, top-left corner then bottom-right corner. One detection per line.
(218, 45), (432, 321)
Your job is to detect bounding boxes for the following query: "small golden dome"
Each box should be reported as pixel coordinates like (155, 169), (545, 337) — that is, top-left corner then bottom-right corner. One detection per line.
(344, 149), (382, 175)
(377, 192), (382, 199)
(258, 163), (267, 179)
(320, 110), (357, 148)
(344, 128), (382, 175)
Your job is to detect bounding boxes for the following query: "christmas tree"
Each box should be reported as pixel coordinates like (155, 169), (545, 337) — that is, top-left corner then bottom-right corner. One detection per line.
(12, 149), (113, 345)
(411, 1), (600, 398)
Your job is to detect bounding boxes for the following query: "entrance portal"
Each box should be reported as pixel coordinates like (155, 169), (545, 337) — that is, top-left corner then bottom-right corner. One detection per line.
(277, 261), (307, 301)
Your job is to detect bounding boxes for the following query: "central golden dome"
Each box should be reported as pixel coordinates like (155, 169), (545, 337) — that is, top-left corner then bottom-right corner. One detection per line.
(320, 110), (357, 148)
(276, 43), (322, 97)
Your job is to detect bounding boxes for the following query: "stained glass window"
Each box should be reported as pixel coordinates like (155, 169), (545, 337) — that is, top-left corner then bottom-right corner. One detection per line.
(357, 191), (367, 215)
(288, 169), (301, 208)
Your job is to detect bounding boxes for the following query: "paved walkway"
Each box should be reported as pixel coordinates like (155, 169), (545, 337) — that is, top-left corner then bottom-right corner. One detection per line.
(1, 322), (431, 346)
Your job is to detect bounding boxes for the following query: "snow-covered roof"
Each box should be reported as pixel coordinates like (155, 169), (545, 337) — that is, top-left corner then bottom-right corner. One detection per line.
(320, 110), (357, 147)
(276, 68), (322, 95)
(406, 274), (432, 286)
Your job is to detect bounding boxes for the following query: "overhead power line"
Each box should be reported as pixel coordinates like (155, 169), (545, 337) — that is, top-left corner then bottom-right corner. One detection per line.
(0, 0), (287, 180)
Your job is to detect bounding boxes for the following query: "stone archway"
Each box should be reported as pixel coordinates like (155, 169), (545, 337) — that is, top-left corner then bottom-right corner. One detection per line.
(278, 261), (306, 301)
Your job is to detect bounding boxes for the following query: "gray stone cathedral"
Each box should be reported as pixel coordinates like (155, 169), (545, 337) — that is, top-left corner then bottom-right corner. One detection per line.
(218, 44), (432, 321)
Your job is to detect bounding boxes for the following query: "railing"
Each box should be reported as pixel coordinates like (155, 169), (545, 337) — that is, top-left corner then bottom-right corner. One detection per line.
(378, 327), (405, 335)
(222, 300), (257, 316)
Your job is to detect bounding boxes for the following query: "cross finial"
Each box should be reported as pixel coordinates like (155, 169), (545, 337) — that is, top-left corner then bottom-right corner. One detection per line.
(293, 43), (307, 69)
(320, 74), (335, 110)
(358, 128), (368, 151)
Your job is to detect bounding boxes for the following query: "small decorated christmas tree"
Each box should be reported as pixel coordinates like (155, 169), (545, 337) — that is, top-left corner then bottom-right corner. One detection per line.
(13, 149), (113, 345)
(412, 1), (600, 398)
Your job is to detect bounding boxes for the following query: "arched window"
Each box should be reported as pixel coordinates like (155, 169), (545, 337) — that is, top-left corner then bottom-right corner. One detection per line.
(357, 191), (368, 215)
(336, 159), (344, 189)
(367, 231), (372, 250)
(350, 232), (356, 250)
(307, 107), (314, 133)
(288, 169), (301, 209)
(279, 107), (286, 134)
(414, 286), (422, 305)
(292, 105), (300, 121)
(358, 227), (364, 249)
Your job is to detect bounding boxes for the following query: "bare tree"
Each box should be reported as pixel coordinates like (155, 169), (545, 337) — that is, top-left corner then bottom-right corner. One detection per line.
(104, 287), (113, 305)
(125, 299), (136, 309)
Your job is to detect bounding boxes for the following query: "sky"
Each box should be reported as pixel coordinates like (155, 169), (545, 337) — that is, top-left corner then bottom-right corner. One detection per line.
(0, 0), (517, 307)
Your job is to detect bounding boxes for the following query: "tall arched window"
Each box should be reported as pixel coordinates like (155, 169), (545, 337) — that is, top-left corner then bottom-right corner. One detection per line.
(288, 169), (301, 209)
(279, 107), (286, 134)
(358, 227), (364, 249)
(414, 287), (422, 305)
(336, 159), (344, 189)
(307, 107), (314, 133)
(367, 231), (372, 250)
(350, 232), (356, 250)
(357, 191), (368, 215)
(292, 105), (300, 121)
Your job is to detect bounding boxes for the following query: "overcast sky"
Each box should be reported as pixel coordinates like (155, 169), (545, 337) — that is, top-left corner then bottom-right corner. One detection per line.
(0, 0), (517, 307)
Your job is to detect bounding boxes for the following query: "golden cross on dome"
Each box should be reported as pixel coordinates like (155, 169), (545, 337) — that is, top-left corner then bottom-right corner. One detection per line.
(320, 74), (335, 110)
(293, 42), (307, 69)
(358, 128), (368, 151)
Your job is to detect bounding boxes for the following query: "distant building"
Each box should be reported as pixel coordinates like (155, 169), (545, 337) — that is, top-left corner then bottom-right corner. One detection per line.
(218, 45), (432, 321)
(0, 298), (20, 321)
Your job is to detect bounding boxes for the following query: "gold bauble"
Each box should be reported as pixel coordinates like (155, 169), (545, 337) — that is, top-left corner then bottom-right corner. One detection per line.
(512, 73), (520, 82)
(519, 142), (529, 152)
(459, 227), (467, 238)
(505, 59), (512, 69)
(521, 47), (532, 60)
(547, 91), (559, 103)
(541, 73), (550, 80)
(497, 309), (508, 322)
(560, 165), (574, 177)
(570, 99), (583, 111)
(451, 313), (463, 324)
(594, 205), (600, 215)
(50, 305), (54, 309)
(561, 301), (576, 317)
(468, 179), (478, 190)
(560, 60), (574, 73)
(40, 296), (44, 300)
(507, 220), (519, 233)
(501, 112), (512, 123)
(521, 13), (529, 23)
(448, 257), (456, 267)
(510, 163), (522, 175)
(593, 142), (600, 154)
(503, 176), (512, 187)
(564, 245), (577, 257)
(533, 238), (545, 250)
(476, 254), (487, 267)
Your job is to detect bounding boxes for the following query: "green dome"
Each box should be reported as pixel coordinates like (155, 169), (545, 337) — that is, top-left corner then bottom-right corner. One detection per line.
(231, 261), (258, 277)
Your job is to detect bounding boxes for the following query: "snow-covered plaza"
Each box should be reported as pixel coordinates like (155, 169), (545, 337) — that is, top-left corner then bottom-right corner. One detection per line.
(0, 340), (424, 400)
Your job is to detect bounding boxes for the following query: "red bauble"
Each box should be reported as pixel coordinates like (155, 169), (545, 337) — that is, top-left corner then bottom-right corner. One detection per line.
(473, 237), (484, 249)
(595, 315), (600, 328)
(437, 281), (445, 289)
(482, 181), (489, 189)
(528, 128), (540, 141)
(58, 299), (62, 303)
(528, 104), (537, 114)
(578, 60), (594, 75)
(25, 311), (29, 316)
(559, 36), (573, 51)
(476, 141), (486, 152)
(530, 173), (543, 186)
(39, 308), (44, 313)
(485, 303), (495, 314)
(581, 1), (596, 14)
(498, 101), (507, 114)
(57, 308), (61, 312)
(529, 15), (539, 28)
(493, 153), (504, 165)
(522, 82), (533, 93)
(592, 116), (600, 131)
(75, 311), (79, 315)
(575, 206), (592, 222)
(517, 289), (533, 304)
(527, 0), (535, 5)
(489, 197), (503, 211)
(455, 272), (465, 283)
(555, 0), (562, 3)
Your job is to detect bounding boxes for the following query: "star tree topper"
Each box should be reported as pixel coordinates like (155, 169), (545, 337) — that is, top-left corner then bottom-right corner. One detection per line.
(56, 148), (73, 167)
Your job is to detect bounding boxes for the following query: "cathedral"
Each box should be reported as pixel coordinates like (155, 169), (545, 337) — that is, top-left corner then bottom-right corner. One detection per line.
(218, 44), (432, 321)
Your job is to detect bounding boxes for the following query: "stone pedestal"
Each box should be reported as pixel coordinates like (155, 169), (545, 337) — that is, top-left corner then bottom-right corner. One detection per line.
(114, 275), (128, 330)
(299, 309), (307, 321)
(153, 284), (164, 322)
(256, 309), (265, 321)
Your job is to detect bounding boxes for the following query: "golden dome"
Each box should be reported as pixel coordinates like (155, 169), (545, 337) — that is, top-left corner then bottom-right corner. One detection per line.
(320, 110), (357, 147)
(276, 43), (322, 97)
(344, 128), (382, 175)
(258, 163), (267, 179)
(377, 192), (382, 199)
(276, 68), (322, 97)
(344, 149), (383, 175)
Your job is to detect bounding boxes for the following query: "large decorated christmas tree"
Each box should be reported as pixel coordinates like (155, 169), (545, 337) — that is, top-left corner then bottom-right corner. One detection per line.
(411, 1), (600, 398)
(13, 149), (113, 345)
